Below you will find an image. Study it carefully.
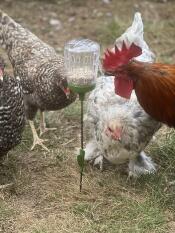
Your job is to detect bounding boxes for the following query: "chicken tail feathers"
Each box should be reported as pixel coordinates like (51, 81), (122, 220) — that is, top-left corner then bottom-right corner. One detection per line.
(0, 10), (16, 51)
(0, 9), (34, 53)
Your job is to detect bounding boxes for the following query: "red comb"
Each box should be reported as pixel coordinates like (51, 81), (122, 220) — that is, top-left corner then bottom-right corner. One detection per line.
(103, 42), (142, 71)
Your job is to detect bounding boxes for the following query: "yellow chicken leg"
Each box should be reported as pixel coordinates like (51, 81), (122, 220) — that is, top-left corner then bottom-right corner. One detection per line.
(29, 120), (49, 151)
(39, 111), (57, 136)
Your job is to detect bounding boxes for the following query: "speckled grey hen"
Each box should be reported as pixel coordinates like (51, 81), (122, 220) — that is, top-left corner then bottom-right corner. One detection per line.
(0, 10), (76, 150)
(0, 57), (25, 156)
(85, 76), (161, 177)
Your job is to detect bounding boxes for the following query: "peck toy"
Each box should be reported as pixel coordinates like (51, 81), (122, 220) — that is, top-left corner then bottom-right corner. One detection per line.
(64, 38), (100, 192)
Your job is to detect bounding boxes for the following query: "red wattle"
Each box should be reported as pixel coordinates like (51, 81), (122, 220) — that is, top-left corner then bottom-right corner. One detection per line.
(114, 77), (133, 99)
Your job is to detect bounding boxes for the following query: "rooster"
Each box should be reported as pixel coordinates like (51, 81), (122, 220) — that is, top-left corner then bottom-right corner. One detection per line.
(85, 75), (161, 176)
(0, 9), (76, 151)
(103, 13), (175, 128)
(0, 57), (25, 156)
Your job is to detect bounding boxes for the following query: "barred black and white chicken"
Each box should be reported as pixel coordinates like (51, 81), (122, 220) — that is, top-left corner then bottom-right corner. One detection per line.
(0, 57), (25, 157)
(84, 12), (161, 177)
(0, 9), (76, 151)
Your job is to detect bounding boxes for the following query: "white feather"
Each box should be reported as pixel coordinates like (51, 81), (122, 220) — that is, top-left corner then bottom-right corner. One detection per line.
(115, 12), (155, 63)
(85, 76), (161, 177)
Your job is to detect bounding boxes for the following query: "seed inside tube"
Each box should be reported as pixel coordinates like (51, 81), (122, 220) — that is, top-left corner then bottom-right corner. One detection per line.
(67, 67), (95, 86)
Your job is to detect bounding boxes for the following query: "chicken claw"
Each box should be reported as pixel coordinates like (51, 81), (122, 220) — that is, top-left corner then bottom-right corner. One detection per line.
(31, 137), (49, 152)
(39, 127), (57, 136)
(29, 120), (49, 152)
(39, 111), (57, 136)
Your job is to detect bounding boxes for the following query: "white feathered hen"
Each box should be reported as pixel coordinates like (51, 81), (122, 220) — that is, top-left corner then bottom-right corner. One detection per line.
(84, 12), (161, 177)
(85, 76), (161, 176)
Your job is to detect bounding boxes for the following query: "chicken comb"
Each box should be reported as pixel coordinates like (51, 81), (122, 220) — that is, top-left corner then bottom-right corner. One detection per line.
(103, 41), (142, 71)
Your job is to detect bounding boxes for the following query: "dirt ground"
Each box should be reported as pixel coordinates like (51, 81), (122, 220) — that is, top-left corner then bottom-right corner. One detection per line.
(0, 0), (175, 232)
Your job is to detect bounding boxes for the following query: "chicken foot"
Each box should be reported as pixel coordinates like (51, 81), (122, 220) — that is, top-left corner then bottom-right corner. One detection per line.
(39, 111), (57, 136)
(29, 120), (49, 151)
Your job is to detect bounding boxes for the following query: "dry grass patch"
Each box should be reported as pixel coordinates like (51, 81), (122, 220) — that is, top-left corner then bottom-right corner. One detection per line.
(0, 0), (175, 232)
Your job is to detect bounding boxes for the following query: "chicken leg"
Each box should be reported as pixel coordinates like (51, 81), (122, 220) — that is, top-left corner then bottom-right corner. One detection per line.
(29, 120), (49, 151)
(39, 111), (57, 136)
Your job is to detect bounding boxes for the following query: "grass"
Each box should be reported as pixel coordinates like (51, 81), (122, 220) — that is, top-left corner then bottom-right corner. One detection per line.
(145, 20), (175, 63)
(0, 201), (15, 220)
(2, 122), (174, 233)
(0, 115), (174, 232)
(71, 197), (167, 233)
(63, 101), (81, 119)
(95, 18), (125, 46)
(0, 200), (17, 232)
(1, 0), (175, 232)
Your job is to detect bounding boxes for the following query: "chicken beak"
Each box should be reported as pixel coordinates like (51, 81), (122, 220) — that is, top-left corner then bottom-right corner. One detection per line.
(112, 128), (122, 141)
(104, 71), (115, 76)
(105, 128), (122, 142)
(63, 87), (71, 99)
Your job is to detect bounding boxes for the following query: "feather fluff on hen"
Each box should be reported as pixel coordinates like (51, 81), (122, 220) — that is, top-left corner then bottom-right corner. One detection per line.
(114, 12), (155, 63)
(85, 76), (161, 176)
